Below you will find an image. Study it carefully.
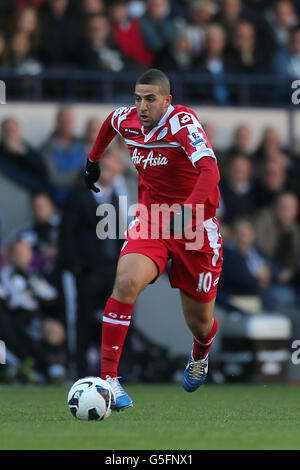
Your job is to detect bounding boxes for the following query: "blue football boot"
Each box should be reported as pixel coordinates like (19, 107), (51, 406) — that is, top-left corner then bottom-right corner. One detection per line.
(183, 351), (209, 392)
(105, 376), (133, 411)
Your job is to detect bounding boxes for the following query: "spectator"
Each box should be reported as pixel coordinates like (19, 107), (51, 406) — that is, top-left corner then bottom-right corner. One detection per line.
(8, 31), (42, 75)
(227, 124), (254, 157)
(59, 147), (129, 376)
(80, 0), (105, 17)
(271, 26), (300, 102)
(215, 0), (243, 31)
(81, 117), (103, 155)
(220, 217), (276, 308)
(11, 5), (41, 54)
(0, 282), (44, 384)
(193, 23), (234, 104)
(127, 0), (146, 19)
(140, 0), (176, 65)
(215, 0), (275, 55)
(0, 31), (9, 67)
(157, 29), (194, 72)
(253, 126), (292, 170)
(253, 159), (290, 209)
(20, 191), (61, 274)
(39, 0), (79, 67)
(108, 0), (155, 69)
(175, 0), (216, 58)
(40, 106), (86, 206)
(214, 0), (261, 33)
(264, 0), (299, 48)
(201, 121), (218, 149)
(228, 20), (268, 74)
(0, 238), (66, 382)
(215, 0), (268, 33)
(201, 121), (228, 176)
(0, 117), (47, 184)
(254, 192), (300, 307)
(219, 154), (255, 224)
(76, 0), (106, 38)
(80, 14), (125, 71)
(227, 19), (270, 101)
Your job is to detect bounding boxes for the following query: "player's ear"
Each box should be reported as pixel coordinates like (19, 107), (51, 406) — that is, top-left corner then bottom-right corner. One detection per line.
(166, 94), (172, 106)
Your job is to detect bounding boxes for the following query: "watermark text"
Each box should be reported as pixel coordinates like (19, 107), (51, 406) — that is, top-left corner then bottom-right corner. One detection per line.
(291, 340), (300, 365)
(0, 340), (6, 364)
(291, 80), (300, 105)
(95, 198), (207, 250)
(0, 80), (6, 104)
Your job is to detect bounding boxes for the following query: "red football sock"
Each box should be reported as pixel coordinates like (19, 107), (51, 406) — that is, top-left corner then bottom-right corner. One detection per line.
(192, 316), (219, 360)
(100, 297), (133, 379)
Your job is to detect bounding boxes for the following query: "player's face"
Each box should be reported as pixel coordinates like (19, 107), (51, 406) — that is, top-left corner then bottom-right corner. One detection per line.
(135, 84), (172, 129)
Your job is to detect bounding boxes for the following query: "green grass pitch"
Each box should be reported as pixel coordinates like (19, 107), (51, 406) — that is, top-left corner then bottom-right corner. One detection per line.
(0, 383), (299, 450)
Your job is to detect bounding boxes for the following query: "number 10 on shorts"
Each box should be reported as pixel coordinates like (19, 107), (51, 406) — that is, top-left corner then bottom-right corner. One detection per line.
(196, 272), (212, 293)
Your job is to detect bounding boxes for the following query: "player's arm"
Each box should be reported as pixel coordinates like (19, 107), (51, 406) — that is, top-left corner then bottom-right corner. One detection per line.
(85, 111), (117, 193)
(169, 157), (220, 232)
(169, 110), (220, 203)
(168, 110), (220, 231)
(184, 156), (220, 205)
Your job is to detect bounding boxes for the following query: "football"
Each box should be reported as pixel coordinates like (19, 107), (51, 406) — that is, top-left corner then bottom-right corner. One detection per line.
(67, 376), (115, 421)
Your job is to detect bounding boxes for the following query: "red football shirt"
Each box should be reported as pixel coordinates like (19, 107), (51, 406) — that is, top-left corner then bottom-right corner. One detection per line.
(89, 104), (220, 222)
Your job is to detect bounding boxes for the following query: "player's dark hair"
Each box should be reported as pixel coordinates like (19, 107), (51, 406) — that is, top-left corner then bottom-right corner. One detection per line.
(136, 68), (171, 96)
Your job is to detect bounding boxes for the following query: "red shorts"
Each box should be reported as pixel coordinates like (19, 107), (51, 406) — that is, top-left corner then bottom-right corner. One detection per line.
(119, 216), (223, 302)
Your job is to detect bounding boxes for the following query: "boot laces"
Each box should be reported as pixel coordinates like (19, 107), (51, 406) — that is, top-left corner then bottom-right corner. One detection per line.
(188, 358), (207, 380)
(105, 376), (125, 398)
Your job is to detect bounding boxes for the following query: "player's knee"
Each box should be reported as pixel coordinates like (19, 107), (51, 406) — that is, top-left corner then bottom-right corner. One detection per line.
(114, 274), (140, 302)
(187, 316), (212, 339)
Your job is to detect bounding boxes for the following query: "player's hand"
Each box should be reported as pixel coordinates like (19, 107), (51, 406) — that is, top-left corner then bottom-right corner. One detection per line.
(168, 205), (193, 235)
(85, 158), (100, 193)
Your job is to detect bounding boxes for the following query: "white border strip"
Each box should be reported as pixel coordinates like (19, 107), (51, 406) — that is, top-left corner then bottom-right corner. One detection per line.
(103, 317), (131, 326)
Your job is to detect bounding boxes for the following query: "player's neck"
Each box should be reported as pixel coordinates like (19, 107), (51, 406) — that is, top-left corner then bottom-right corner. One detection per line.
(142, 105), (174, 133)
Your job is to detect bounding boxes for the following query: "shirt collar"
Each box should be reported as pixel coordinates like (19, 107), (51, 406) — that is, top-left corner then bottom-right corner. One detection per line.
(141, 105), (174, 141)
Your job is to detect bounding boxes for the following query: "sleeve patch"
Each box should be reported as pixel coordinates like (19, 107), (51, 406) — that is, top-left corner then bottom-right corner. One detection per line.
(188, 129), (207, 148)
(169, 112), (204, 135)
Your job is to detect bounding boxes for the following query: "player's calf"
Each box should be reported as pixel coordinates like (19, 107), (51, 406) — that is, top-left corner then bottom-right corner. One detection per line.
(182, 316), (218, 392)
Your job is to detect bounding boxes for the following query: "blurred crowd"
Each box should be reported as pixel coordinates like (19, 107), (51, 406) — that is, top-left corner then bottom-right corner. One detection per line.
(0, 0), (300, 103)
(0, 104), (300, 383)
(0, 106), (133, 383)
(0, 0), (299, 385)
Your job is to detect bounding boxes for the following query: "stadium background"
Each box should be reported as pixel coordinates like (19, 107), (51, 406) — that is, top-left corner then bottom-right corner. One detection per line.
(0, 0), (300, 387)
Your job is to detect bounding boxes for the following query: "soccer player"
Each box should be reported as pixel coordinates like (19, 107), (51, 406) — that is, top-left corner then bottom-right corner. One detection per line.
(85, 69), (222, 410)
